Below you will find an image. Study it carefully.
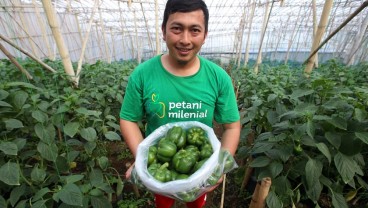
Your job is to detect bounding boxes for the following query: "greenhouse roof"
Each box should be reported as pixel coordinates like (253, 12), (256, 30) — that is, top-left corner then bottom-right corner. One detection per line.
(0, 0), (367, 63)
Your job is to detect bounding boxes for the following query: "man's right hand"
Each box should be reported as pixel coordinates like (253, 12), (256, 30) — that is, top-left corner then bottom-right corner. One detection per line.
(125, 162), (135, 179)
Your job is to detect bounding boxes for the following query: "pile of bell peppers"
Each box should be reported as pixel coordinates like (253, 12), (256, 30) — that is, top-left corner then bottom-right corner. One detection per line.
(146, 126), (214, 183)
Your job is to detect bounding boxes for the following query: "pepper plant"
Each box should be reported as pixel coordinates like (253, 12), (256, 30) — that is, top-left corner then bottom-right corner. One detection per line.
(235, 60), (368, 207)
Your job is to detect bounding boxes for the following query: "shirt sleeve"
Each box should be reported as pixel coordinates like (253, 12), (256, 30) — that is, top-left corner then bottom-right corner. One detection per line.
(119, 70), (144, 121)
(214, 72), (240, 124)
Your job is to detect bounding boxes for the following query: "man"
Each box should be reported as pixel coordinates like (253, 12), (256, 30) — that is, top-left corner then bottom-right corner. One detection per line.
(120, 0), (241, 207)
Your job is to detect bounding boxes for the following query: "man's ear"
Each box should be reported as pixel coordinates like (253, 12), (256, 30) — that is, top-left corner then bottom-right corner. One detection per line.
(162, 26), (166, 41)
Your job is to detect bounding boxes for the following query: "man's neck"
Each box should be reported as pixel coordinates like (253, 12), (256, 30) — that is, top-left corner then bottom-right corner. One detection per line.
(161, 54), (200, 77)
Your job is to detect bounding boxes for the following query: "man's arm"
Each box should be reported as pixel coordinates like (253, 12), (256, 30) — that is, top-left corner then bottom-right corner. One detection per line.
(120, 119), (144, 158)
(220, 121), (241, 155)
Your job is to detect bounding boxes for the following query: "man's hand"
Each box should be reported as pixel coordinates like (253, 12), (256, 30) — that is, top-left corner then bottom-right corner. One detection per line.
(207, 175), (224, 192)
(125, 162), (135, 180)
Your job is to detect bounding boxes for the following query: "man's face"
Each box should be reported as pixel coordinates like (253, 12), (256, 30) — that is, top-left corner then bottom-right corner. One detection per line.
(162, 10), (207, 65)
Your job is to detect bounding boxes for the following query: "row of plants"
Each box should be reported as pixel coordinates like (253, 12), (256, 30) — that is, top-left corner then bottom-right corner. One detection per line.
(1, 57), (367, 207)
(233, 60), (368, 207)
(0, 59), (135, 207)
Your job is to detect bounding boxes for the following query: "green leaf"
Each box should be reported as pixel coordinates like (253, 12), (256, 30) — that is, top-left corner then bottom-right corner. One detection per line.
(325, 132), (341, 149)
(0, 161), (20, 185)
(0, 100), (12, 107)
(104, 131), (121, 141)
(305, 158), (323, 189)
(80, 127), (97, 142)
(63, 175), (84, 184)
(306, 181), (323, 202)
(97, 156), (109, 170)
(13, 90), (28, 109)
(268, 161), (283, 178)
(32, 110), (48, 123)
(306, 119), (315, 138)
(10, 184), (26, 207)
(6, 82), (42, 91)
(31, 164), (46, 182)
(4, 119), (24, 130)
(290, 89), (314, 99)
(334, 152), (356, 184)
(0, 195), (7, 208)
(90, 196), (112, 208)
(330, 190), (348, 208)
(116, 176), (124, 197)
(0, 141), (18, 155)
(354, 108), (366, 122)
(57, 183), (83, 206)
(84, 142), (96, 155)
(37, 142), (58, 162)
(355, 132), (368, 145)
(315, 143), (331, 164)
(266, 191), (283, 208)
(250, 156), (271, 167)
(0, 89), (9, 100)
(64, 122), (80, 138)
(32, 200), (48, 208)
(89, 169), (104, 187)
(327, 116), (347, 130)
(35, 123), (56, 144)
(32, 188), (51, 202)
(56, 156), (69, 173)
(251, 142), (275, 154)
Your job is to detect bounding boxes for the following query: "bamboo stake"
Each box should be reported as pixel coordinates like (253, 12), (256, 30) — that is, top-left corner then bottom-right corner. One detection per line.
(118, 1), (126, 60)
(236, 6), (247, 69)
(110, 28), (116, 61)
(303, 0), (368, 66)
(140, 3), (154, 56)
(346, 14), (368, 65)
(312, 0), (319, 67)
(0, 42), (33, 80)
(304, 0), (334, 77)
(41, 0), (76, 84)
(75, 0), (98, 86)
(254, 1), (273, 74)
(75, 14), (88, 63)
(95, 24), (103, 61)
(249, 177), (272, 208)
(155, 0), (161, 55)
(133, 10), (141, 63)
(98, 6), (110, 63)
(285, 6), (303, 65)
(32, 0), (53, 60)
(272, 19), (285, 61)
(220, 174), (227, 208)
(0, 34), (56, 73)
(243, 1), (255, 68)
(15, 0), (39, 59)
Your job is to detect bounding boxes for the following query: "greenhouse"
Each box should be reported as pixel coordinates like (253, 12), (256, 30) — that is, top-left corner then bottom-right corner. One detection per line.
(0, 0), (367, 207)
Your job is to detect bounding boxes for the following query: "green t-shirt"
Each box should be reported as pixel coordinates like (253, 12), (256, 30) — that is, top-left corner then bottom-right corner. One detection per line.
(120, 55), (239, 136)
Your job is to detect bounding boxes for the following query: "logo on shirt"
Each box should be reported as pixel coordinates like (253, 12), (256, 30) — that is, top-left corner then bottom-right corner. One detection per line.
(150, 93), (165, 118)
(149, 93), (208, 119)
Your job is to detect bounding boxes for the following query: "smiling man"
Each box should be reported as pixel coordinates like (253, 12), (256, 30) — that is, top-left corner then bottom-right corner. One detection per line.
(120, 0), (241, 207)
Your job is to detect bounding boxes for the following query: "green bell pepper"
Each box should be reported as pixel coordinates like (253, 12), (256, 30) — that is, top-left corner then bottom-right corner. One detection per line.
(148, 146), (157, 166)
(149, 162), (172, 182)
(200, 143), (213, 159)
(187, 127), (206, 147)
(157, 139), (177, 163)
(192, 158), (208, 173)
(185, 145), (200, 161)
(172, 149), (197, 174)
(171, 170), (189, 180)
(166, 126), (187, 149)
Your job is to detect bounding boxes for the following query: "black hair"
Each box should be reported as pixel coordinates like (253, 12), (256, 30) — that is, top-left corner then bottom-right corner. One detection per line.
(162, 0), (209, 33)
